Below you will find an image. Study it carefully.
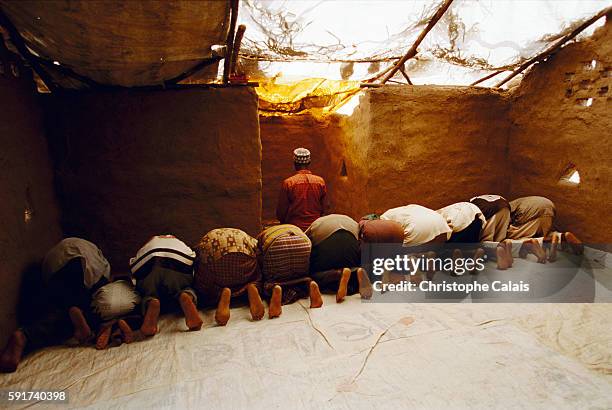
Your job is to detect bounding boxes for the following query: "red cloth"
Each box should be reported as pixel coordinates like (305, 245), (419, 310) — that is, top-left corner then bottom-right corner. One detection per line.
(359, 219), (405, 243)
(276, 170), (327, 231)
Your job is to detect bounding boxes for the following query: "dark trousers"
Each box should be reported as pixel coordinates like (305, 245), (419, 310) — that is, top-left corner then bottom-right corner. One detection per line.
(21, 258), (102, 351)
(135, 258), (196, 314)
(448, 219), (483, 245)
(310, 230), (361, 294)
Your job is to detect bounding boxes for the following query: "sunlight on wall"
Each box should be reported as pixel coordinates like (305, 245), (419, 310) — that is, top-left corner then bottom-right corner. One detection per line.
(336, 92), (363, 116)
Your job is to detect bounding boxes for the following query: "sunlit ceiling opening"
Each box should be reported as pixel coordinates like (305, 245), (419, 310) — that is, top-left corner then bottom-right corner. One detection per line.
(239, 0), (609, 87)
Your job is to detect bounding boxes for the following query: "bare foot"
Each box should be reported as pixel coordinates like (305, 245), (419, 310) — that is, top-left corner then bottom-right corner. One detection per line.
(564, 232), (584, 255)
(215, 288), (231, 326)
(179, 292), (203, 331)
(548, 232), (560, 262)
(519, 239), (546, 263)
(309, 281), (323, 308)
(95, 325), (112, 350)
(357, 268), (373, 299)
(269, 285), (282, 319)
(336, 268), (351, 303)
(496, 245), (510, 270)
(141, 298), (160, 336)
(502, 239), (514, 267)
(452, 249), (463, 259)
(0, 330), (26, 373)
(247, 283), (265, 321)
(471, 248), (485, 274)
(118, 319), (134, 344)
(68, 306), (93, 344)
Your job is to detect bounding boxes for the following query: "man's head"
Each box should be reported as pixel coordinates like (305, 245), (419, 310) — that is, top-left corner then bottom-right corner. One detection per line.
(293, 147), (311, 170)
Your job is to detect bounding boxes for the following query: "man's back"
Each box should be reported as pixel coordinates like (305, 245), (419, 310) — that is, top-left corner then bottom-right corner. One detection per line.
(276, 170), (327, 231)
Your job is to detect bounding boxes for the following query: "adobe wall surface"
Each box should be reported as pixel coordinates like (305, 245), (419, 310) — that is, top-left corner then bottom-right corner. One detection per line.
(509, 19), (612, 244)
(0, 54), (62, 345)
(45, 87), (261, 271)
(260, 86), (511, 220)
(360, 85), (512, 214)
(260, 113), (367, 222)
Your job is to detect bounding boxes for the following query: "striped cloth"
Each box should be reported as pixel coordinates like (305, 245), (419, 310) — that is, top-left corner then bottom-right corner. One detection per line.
(129, 235), (195, 278)
(258, 225), (312, 303)
(194, 229), (261, 303)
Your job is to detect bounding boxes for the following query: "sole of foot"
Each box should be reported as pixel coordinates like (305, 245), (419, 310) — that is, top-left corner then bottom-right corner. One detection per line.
(336, 268), (351, 303)
(471, 248), (486, 274)
(248, 284), (265, 321)
(95, 326), (112, 350)
(269, 285), (282, 319)
(496, 245), (510, 270)
(357, 268), (373, 300)
(548, 232), (560, 262)
(309, 281), (323, 308)
(141, 298), (160, 336)
(215, 288), (231, 326)
(179, 292), (203, 331)
(564, 232), (584, 255)
(118, 319), (134, 344)
(0, 330), (26, 373)
(68, 306), (93, 344)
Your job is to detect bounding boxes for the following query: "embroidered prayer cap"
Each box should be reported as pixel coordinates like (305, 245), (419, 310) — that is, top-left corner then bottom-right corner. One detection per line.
(293, 147), (311, 164)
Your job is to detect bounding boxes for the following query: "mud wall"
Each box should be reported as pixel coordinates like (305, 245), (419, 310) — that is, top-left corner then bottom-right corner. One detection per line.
(45, 87), (261, 271)
(260, 86), (511, 221)
(509, 19), (612, 244)
(260, 113), (367, 222)
(0, 51), (62, 344)
(357, 86), (511, 214)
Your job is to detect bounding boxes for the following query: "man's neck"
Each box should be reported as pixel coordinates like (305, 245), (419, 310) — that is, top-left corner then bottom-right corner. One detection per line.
(296, 169), (312, 174)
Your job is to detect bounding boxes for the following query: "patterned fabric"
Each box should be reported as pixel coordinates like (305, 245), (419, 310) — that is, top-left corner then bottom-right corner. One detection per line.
(261, 231), (311, 283)
(197, 228), (258, 265)
(194, 229), (260, 303)
(258, 225), (312, 304)
(258, 224), (306, 254)
(293, 147), (311, 164)
(276, 170), (327, 231)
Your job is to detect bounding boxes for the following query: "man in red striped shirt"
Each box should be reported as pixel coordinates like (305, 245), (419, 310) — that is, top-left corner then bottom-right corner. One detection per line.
(276, 148), (328, 231)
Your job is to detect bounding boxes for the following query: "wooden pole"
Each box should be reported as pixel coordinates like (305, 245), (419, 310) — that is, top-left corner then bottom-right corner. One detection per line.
(470, 69), (505, 86)
(222, 0), (240, 84)
(0, 8), (57, 91)
(229, 24), (246, 76)
(380, 0), (454, 84)
(495, 5), (612, 88)
(398, 65), (413, 85)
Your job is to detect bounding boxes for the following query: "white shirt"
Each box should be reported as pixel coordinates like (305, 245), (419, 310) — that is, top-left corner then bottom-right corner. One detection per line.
(381, 205), (452, 246)
(437, 202), (486, 233)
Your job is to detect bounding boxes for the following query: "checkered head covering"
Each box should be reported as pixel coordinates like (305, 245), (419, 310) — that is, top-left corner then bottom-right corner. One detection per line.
(293, 148), (311, 164)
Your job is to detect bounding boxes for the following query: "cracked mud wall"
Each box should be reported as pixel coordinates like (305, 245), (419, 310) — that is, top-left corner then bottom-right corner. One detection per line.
(0, 54), (62, 345)
(45, 87), (262, 271)
(509, 19), (612, 244)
